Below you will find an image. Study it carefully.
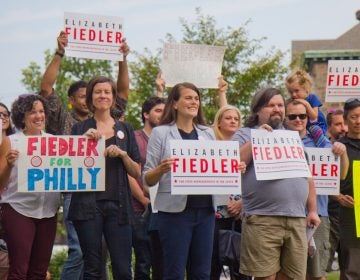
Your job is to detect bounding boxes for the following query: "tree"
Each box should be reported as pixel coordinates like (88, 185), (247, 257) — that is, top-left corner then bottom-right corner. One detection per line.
(22, 8), (289, 128)
(21, 49), (115, 106)
(128, 8), (289, 125)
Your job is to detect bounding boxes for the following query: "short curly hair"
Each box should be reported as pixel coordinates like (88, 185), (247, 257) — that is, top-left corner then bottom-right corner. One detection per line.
(11, 94), (49, 130)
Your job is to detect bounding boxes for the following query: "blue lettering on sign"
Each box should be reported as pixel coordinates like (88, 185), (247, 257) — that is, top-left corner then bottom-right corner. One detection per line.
(27, 167), (101, 191)
(28, 169), (44, 191)
(87, 168), (101, 190)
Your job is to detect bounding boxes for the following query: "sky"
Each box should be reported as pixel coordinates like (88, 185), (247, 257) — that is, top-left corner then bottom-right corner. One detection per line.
(0, 0), (359, 108)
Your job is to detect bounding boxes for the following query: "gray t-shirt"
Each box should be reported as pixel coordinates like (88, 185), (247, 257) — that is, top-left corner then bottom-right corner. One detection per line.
(233, 127), (309, 217)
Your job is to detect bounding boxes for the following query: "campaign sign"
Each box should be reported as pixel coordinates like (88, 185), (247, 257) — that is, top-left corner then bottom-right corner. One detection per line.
(325, 60), (360, 102)
(64, 12), (124, 61)
(18, 136), (105, 192)
(161, 43), (226, 88)
(353, 161), (360, 237)
(251, 129), (311, 180)
(305, 147), (340, 195)
(170, 140), (241, 195)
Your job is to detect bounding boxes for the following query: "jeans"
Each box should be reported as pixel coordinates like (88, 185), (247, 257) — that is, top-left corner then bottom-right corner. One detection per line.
(158, 207), (215, 280)
(74, 200), (132, 280)
(132, 212), (152, 280)
(61, 194), (84, 280)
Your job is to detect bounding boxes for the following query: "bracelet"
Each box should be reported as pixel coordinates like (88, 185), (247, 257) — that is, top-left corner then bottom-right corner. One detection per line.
(55, 51), (64, 58)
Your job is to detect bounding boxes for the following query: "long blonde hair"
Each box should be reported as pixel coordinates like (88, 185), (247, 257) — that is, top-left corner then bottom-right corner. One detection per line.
(213, 105), (241, 140)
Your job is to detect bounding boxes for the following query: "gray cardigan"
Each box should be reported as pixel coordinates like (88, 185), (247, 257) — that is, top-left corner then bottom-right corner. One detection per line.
(143, 123), (216, 212)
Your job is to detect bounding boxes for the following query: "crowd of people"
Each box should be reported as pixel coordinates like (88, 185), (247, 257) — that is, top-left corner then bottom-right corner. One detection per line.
(0, 30), (359, 280)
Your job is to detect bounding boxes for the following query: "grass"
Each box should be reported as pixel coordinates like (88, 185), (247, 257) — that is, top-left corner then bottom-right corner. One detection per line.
(327, 271), (340, 280)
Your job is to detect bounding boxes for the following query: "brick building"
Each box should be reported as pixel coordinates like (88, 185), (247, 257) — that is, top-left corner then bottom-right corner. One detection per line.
(291, 11), (360, 111)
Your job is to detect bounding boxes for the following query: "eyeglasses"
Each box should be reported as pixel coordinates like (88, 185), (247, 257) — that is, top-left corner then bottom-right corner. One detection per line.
(287, 114), (307, 120)
(0, 112), (10, 119)
(344, 98), (360, 110)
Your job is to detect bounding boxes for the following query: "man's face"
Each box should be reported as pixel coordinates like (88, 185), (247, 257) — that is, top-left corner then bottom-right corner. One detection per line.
(328, 114), (347, 140)
(257, 94), (285, 128)
(285, 103), (308, 134)
(70, 87), (89, 117)
(346, 106), (360, 138)
(145, 103), (165, 128)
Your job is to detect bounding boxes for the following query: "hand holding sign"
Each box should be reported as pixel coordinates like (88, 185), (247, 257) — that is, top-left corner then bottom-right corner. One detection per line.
(57, 31), (68, 55)
(119, 38), (130, 59)
(104, 144), (127, 158)
(85, 128), (102, 140)
(5, 148), (19, 167)
(306, 211), (321, 228)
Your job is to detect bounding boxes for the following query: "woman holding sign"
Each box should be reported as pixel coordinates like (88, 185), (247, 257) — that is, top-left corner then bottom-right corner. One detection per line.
(212, 105), (249, 280)
(144, 82), (217, 279)
(68, 76), (141, 280)
(0, 94), (60, 279)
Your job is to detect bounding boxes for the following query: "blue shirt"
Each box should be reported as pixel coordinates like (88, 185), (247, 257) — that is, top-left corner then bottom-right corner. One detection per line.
(302, 134), (332, 217)
(305, 93), (327, 134)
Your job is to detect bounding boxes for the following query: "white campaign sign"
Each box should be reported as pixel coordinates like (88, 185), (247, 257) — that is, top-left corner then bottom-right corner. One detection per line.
(251, 129), (311, 180)
(18, 135), (106, 192)
(64, 12), (124, 61)
(161, 43), (226, 88)
(325, 60), (360, 102)
(170, 140), (241, 195)
(305, 147), (340, 195)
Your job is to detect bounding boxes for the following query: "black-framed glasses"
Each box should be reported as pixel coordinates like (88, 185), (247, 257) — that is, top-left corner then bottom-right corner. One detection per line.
(287, 114), (308, 120)
(0, 112), (10, 119)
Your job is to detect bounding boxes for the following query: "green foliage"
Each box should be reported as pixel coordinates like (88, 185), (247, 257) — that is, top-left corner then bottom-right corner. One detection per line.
(129, 7), (289, 124)
(127, 49), (162, 129)
(48, 249), (67, 279)
(21, 62), (42, 93)
(21, 8), (289, 127)
(21, 49), (115, 106)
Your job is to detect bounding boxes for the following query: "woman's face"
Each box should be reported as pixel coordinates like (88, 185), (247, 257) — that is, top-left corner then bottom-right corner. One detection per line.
(218, 109), (240, 136)
(173, 88), (199, 120)
(92, 82), (114, 112)
(23, 101), (45, 135)
(0, 105), (10, 132)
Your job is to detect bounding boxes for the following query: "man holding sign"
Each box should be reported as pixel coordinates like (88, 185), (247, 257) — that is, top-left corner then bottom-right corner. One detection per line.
(233, 87), (320, 280)
(337, 98), (360, 279)
(285, 99), (348, 280)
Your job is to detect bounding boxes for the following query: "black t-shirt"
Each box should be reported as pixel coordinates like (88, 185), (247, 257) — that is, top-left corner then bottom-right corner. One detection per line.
(339, 136), (360, 197)
(96, 136), (120, 201)
(178, 128), (213, 209)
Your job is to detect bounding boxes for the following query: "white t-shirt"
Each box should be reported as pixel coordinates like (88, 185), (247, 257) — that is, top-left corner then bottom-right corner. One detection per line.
(1, 131), (60, 218)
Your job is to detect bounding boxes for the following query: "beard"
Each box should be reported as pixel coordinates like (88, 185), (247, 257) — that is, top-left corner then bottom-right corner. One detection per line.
(149, 119), (159, 128)
(267, 114), (284, 129)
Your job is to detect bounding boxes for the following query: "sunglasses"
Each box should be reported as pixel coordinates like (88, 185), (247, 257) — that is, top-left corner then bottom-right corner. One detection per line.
(287, 114), (307, 120)
(0, 112), (10, 119)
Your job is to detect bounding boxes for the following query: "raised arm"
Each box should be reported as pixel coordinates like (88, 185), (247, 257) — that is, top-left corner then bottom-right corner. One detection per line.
(117, 39), (130, 101)
(40, 31), (68, 97)
(155, 72), (166, 97)
(217, 75), (228, 108)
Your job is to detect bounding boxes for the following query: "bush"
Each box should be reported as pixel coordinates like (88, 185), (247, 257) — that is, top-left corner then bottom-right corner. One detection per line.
(49, 249), (67, 279)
